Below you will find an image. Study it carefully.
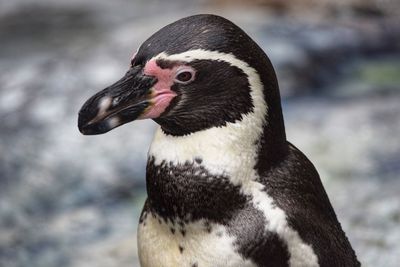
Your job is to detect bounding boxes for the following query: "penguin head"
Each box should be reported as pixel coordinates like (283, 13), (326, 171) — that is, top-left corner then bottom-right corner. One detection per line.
(78, 14), (284, 138)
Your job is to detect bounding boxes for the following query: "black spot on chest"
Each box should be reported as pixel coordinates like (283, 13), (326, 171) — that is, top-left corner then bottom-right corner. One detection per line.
(145, 156), (248, 223)
(144, 157), (290, 266)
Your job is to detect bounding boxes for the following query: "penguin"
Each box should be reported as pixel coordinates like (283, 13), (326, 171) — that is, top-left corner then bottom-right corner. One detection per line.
(78, 14), (360, 267)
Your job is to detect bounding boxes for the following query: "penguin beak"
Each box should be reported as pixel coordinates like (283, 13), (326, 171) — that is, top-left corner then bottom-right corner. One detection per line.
(78, 66), (157, 135)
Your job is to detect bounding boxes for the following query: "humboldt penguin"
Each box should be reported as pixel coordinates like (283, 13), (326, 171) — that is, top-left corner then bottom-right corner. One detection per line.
(78, 14), (360, 267)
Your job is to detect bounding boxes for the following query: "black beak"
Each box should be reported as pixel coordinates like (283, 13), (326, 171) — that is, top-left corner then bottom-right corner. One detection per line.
(78, 66), (157, 135)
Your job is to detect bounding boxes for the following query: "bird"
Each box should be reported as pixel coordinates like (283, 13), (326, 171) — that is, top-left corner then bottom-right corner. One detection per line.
(78, 14), (360, 267)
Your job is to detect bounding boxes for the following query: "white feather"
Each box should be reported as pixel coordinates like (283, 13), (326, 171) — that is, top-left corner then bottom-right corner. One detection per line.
(138, 215), (256, 267)
(146, 49), (319, 267)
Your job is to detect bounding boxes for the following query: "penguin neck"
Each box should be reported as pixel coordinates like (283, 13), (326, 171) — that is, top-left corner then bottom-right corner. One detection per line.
(145, 113), (288, 223)
(148, 113), (286, 186)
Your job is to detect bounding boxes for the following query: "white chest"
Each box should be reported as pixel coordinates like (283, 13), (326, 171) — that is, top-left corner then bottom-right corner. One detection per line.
(137, 212), (256, 267)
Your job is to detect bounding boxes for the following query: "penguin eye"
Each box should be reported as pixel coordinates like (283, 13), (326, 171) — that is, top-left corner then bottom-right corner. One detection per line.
(174, 68), (195, 84)
(177, 72), (192, 82)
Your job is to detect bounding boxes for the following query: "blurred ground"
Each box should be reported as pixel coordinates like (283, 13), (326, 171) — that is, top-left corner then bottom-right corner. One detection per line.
(0, 0), (399, 266)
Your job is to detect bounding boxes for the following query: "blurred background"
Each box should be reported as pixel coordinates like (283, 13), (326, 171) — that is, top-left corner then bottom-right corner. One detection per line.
(0, 0), (399, 266)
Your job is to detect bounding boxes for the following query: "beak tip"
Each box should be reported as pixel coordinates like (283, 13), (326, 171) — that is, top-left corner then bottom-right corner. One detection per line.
(78, 122), (91, 135)
(77, 120), (109, 135)
(78, 125), (90, 135)
(77, 113), (99, 135)
(78, 113), (90, 135)
(78, 111), (120, 135)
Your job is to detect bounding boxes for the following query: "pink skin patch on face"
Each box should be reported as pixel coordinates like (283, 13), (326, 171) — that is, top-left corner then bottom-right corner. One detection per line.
(140, 59), (180, 119)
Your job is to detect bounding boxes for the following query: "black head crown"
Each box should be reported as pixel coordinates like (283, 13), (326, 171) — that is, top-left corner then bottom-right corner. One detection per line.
(78, 14), (285, 140)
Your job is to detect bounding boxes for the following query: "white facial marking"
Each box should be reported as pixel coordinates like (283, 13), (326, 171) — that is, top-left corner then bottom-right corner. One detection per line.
(97, 96), (112, 116)
(148, 49), (319, 267)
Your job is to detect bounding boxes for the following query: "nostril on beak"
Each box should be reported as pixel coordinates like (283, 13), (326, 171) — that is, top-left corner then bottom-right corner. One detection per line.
(112, 96), (121, 107)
